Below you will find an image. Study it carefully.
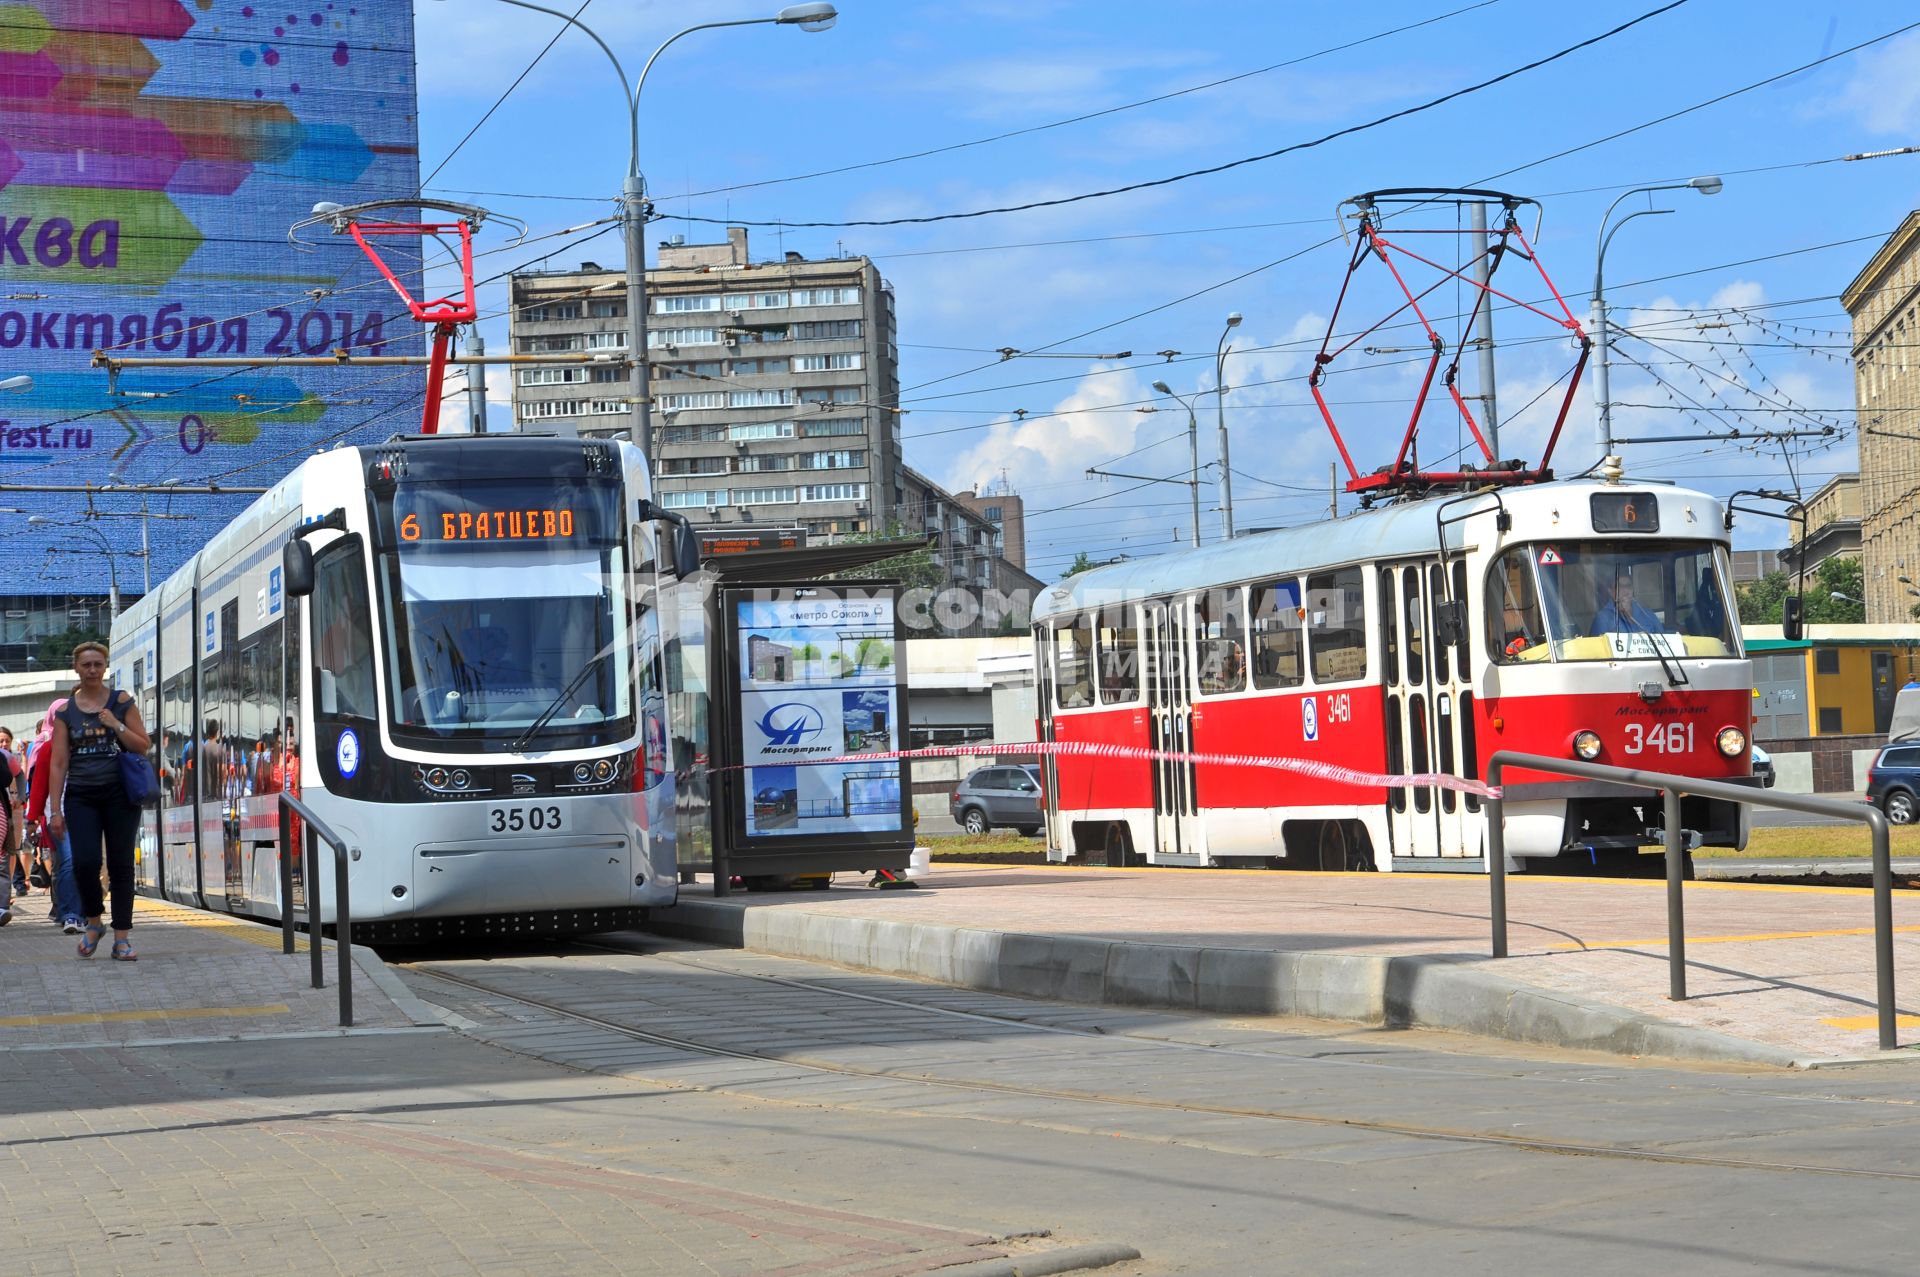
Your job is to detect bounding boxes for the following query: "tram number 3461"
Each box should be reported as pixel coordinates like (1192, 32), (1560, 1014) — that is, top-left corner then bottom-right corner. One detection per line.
(1622, 721), (1694, 755)
(488, 805), (564, 833)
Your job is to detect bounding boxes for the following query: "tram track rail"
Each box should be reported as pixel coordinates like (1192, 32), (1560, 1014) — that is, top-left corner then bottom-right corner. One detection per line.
(399, 949), (1920, 1186)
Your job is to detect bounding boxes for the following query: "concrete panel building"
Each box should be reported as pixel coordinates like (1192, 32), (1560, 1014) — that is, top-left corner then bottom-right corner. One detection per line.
(951, 487), (1026, 572)
(1842, 212), (1920, 623)
(509, 227), (900, 543)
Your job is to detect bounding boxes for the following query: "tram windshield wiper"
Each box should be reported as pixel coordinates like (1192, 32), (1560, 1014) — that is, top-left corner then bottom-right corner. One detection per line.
(508, 649), (607, 752)
(1618, 608), (1689, 689)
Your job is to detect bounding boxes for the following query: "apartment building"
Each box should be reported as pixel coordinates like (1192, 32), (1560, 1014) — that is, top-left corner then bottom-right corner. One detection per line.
(508, 227), (900, 542)
(950, 487), (1026, 572)
(1842, 211), (1920, 623)
(897, 465), (1043, 634)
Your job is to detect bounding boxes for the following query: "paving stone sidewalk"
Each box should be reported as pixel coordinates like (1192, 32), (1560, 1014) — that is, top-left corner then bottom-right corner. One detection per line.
(0, 896), (422, 1048)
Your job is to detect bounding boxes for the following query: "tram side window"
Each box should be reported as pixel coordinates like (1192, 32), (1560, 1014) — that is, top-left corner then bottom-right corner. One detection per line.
(1054, 620), (1094, 709)
(1487, 549), (1547, 664)
(310, 544), (377, 719)
(1306, 568), (1367, 683)
(1095, 606), (1140, 704)
(161, 663), (192, 806)
(1249, 580), (1304, 690)
(1194, 588), (1247, 696)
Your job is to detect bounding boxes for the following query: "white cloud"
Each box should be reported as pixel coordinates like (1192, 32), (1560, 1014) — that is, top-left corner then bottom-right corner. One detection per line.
(941, 361), (1157, 494)
(1822, 30), (1920, 135)
(906, 50), (1207, 120)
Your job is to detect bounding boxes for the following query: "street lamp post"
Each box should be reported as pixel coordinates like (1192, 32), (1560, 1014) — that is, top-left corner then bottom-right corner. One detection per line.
(483, 2), (838, 469)
(1151, 380), (1202, 548)
(1592, 176), (1723, 459)
(1213, 313), (1241, 540)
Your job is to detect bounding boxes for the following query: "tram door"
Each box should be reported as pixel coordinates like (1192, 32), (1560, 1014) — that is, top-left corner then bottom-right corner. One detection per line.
(1143, 600), (1199, 860)
(1382, 562), (1469, 858)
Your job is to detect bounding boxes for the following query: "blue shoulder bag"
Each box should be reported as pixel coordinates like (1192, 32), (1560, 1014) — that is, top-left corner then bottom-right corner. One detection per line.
(112, 693), (160, 806)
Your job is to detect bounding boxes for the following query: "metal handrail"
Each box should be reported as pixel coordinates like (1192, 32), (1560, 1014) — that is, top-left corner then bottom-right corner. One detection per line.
(1485, 751), (1896, 1051)
(275, 790), (353, 1027)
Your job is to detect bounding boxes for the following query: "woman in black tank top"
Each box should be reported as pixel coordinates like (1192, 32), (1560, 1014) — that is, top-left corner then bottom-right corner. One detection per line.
(47, 640), (151, 960)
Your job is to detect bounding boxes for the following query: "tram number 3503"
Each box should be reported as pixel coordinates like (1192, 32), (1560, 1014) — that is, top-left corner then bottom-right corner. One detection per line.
(1622, 722), (1694, 755)
(488, 805), (564, 833)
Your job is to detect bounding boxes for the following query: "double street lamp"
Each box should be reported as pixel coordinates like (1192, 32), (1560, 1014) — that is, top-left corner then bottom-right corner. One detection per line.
(480, 2), (839, 467)
(1592, 176), (1723, 459)
(30, 516), (125, 615)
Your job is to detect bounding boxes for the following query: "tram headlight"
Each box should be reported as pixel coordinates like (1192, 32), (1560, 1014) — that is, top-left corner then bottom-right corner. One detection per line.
(1716, 726), (1747, 757)
(573, 762), (594, 784)
(450, 769), (470, 790)
(593, 758), (614, 782)
(1571, 730), (1603, 761)
(426, 767), (449, 789)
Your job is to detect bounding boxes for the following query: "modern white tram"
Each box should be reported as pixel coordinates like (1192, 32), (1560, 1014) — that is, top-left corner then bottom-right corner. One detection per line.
(1031, 472), (1763, 873)
(109, 433), (698, 940)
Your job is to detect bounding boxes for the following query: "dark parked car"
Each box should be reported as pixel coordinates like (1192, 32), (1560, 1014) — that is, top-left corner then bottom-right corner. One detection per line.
(1867, 742), (1920, 825)
(951, 765), (1042, 836)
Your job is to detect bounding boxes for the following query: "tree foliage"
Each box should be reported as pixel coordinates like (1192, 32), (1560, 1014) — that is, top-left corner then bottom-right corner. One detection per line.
(1061, 551), (1097, 579)
(830, 521), (941, 590)
(1736, 557), (1864, 625)
(35, 623), (107, 668)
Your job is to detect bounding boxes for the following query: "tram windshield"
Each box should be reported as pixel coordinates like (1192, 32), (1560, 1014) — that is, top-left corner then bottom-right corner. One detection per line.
(1488, 540), (1736, 664)
(373, 476), (633, 750)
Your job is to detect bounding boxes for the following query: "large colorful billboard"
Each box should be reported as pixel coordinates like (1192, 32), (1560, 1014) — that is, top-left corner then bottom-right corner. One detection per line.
(0, 1), (421, 595)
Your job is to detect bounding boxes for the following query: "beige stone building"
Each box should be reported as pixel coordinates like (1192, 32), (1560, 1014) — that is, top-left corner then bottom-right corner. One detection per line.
(1842, 211), (1920, 622)
(1780, 472), (1861, 578)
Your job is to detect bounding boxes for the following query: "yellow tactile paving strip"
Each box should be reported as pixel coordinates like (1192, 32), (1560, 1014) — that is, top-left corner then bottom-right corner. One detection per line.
(0, 1004), (290, 1028)
(0, 893), (411, 1047)
(1552, 924), (1920, 949)
(133, 896), (337, 953)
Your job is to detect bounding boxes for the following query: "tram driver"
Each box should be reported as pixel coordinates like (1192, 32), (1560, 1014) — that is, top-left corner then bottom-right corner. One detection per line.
(1588, 570), (1662, 637)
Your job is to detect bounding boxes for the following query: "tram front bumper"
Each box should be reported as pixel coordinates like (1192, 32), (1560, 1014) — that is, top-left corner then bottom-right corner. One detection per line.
(1500, 778), (1758, 855)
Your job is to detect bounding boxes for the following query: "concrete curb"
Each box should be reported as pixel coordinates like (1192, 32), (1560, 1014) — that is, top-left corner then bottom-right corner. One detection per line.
(349, 942), (453, 1030)
(643, 900), (1802, 1069)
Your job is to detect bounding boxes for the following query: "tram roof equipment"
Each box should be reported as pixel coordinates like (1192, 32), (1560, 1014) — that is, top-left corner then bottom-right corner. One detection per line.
(1311, 189), (1590, 502)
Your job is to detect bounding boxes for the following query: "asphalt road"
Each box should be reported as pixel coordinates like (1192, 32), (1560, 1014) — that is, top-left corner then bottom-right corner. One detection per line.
(381, 936), (1920, 1276)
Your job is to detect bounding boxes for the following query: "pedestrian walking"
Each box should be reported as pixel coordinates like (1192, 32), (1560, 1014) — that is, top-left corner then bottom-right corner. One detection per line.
(26, 700), (87, 935)
(0, 726), (16, 926)
(2, 725), (25, 902)
(46, 642), (150, 960)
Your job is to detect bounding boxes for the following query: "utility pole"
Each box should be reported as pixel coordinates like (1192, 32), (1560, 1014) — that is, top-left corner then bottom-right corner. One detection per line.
(623, 173), (652, 461)
(1329, 463), (1338, 519)
(465, 332), (491, 433)
(1468, 201), (1500, 458)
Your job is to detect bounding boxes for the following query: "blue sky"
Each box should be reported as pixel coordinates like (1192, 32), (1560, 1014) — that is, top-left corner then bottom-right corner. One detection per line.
(414, 0), (1920, 578)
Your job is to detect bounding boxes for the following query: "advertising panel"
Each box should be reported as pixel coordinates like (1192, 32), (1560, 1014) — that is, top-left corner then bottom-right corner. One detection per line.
(0, 2), (422, 594)
(734, 589), (904, 840)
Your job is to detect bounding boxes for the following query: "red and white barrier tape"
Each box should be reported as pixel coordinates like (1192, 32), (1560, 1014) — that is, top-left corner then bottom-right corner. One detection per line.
(790, 738), (1501, 800)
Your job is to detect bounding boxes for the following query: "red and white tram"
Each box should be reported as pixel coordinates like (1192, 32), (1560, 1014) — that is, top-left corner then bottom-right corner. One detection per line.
(1030, 473), (1757, 873)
